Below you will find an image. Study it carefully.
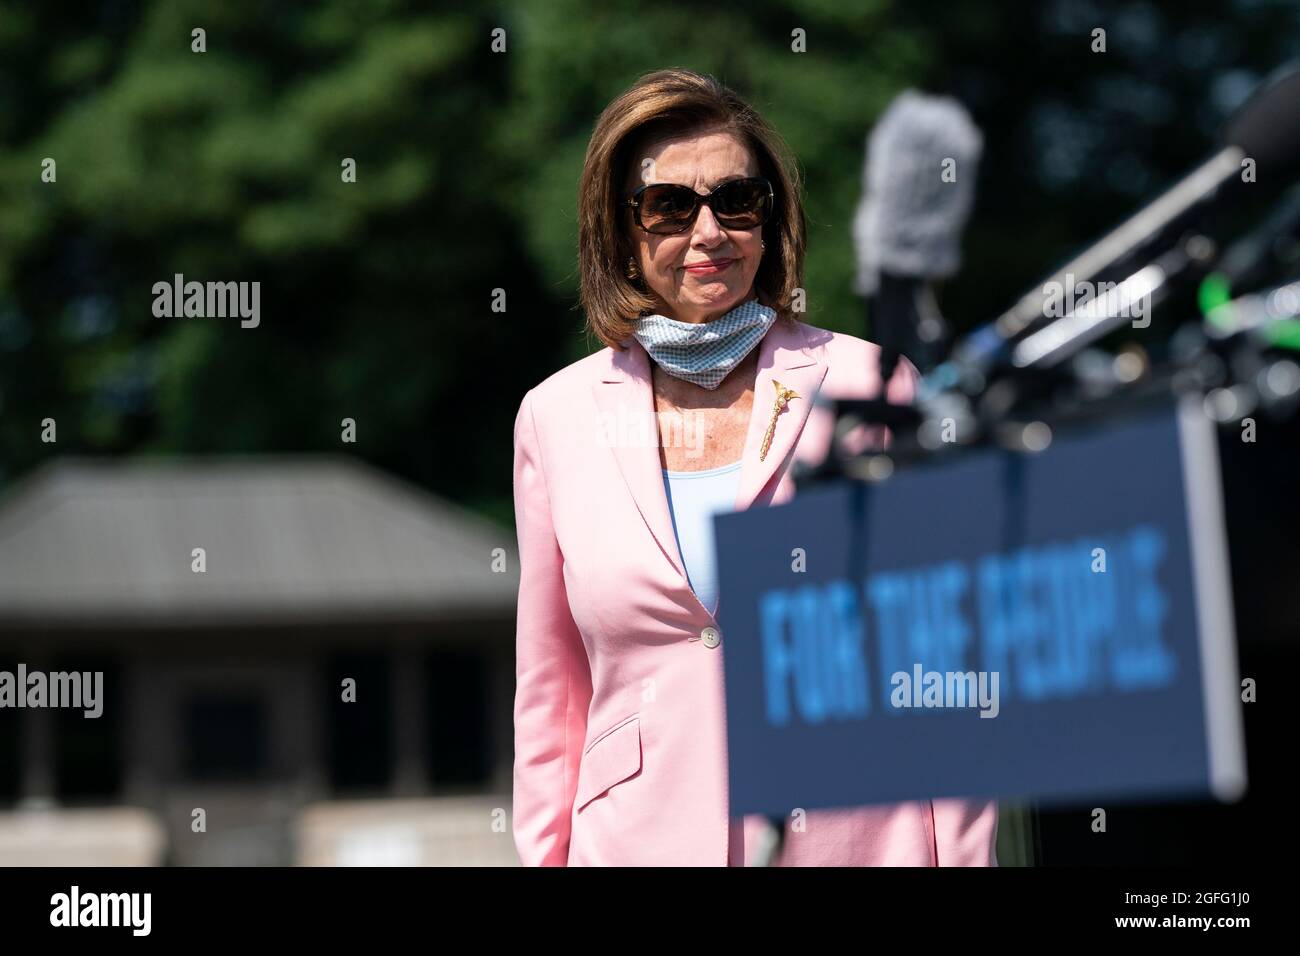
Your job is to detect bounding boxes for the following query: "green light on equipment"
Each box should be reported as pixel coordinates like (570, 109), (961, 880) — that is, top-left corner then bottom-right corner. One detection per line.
(1199, 272), (1234, 328)
(1267, 319), (1300, 351)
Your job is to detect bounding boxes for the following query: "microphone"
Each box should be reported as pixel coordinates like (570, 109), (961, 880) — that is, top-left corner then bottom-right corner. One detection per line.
(853, 90), (984, 378)
(924, 61), (1300, 400)
(1012, 233), (1218, 369)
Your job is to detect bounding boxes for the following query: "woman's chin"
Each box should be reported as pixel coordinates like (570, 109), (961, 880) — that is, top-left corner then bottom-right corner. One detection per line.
(680, 286), (744, 310)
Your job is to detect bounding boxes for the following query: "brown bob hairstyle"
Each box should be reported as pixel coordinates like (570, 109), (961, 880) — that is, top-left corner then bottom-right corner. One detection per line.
(577, 68), (807, 351)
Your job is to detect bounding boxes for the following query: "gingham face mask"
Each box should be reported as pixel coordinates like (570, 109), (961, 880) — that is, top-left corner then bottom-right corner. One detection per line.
(632, 299), (777, 390)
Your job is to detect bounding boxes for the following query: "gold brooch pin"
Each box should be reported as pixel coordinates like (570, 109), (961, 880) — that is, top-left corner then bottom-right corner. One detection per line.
(759, 379), (800, 461)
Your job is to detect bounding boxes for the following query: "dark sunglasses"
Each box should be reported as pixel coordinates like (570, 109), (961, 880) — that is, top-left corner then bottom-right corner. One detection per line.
(625, 176), (775, 235)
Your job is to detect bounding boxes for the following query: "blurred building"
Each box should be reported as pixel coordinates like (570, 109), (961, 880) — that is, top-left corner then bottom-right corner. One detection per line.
(0, 456), (520, 865)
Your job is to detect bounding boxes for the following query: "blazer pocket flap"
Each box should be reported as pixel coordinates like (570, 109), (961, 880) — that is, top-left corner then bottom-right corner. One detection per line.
(575, 715), (641, 812)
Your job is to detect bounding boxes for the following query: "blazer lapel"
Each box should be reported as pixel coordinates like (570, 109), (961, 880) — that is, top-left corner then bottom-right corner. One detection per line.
(591, 318), (828, 584)
(732, 320), (827, 512)
(592, 339), (689, 580)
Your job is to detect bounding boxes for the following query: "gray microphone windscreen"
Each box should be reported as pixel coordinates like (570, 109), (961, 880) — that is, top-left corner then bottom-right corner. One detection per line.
(853, 90), (984, 295)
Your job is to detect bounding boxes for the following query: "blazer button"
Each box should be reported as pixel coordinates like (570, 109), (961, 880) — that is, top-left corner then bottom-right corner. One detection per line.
(700, 626), (721, 648)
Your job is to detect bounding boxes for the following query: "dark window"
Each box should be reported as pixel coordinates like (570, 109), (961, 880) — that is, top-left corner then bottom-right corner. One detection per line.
(326, 652), (392, 793)
(428, 649), (490, 787)
(0, 654), (122, 804)
(55, 655), (122, 801)
(184, 692), (268, 781)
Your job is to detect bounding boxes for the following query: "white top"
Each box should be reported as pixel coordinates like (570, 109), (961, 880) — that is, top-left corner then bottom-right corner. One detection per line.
(661, 460), (743, 616)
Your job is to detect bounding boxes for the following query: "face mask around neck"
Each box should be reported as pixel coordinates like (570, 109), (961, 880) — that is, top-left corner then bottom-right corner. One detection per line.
(631, 298), (777, 389)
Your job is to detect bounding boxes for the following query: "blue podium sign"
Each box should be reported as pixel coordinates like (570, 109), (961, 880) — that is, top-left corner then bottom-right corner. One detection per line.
(713, 398), (1246, 815)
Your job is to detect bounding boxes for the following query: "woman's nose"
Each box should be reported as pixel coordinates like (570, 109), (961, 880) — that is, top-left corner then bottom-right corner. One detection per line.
(691, 203), (727, 243)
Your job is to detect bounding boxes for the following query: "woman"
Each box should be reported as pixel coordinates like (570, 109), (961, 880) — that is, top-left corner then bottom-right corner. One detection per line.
(512, 68), (998, 866)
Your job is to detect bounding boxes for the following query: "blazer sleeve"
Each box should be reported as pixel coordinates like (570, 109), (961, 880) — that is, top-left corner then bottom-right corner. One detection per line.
(510, 388), (594, 866)
(840, 351), (922, 456)
(932, 798), (1000, 866)
(878, 353), (919, 450)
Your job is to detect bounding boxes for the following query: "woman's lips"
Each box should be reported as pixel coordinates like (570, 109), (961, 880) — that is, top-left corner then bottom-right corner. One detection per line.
(683, 258), (735, 275)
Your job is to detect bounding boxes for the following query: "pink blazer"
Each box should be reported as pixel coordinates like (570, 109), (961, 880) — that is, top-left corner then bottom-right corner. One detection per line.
(511, 317), (999, 866)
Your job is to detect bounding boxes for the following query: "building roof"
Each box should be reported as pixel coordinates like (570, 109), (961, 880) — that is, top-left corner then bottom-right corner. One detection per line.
(0, 456), (520, 629)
